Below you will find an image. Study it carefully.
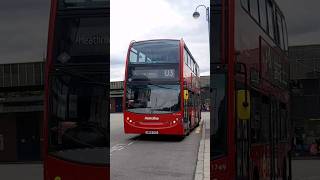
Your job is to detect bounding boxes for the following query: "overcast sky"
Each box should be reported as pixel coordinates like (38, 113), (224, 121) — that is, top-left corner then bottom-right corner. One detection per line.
(110, 0), (210, 81)
(0, 1), (50, 64)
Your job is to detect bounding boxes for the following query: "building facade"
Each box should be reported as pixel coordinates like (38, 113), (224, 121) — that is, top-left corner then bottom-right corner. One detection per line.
(0, 61), (44, 161)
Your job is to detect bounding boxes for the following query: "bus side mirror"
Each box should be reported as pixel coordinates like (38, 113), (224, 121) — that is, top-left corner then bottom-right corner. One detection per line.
(237, 90), (250, 120)
(184, 90), (189, 100)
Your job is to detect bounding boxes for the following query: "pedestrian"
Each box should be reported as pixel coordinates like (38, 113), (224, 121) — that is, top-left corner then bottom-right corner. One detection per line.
(310, 142), (317, 156)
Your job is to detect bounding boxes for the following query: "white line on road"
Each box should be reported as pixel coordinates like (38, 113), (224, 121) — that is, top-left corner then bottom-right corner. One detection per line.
(110, 142), (136, 154)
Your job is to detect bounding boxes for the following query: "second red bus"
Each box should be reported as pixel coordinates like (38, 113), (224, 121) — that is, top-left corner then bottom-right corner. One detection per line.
(123, 39), (201, 136)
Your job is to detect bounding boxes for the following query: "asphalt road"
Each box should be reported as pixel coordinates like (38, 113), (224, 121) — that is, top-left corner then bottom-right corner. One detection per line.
(110, 112), (208, 180)
(0, 164), (43, 180)
(292, 160), (320, 180)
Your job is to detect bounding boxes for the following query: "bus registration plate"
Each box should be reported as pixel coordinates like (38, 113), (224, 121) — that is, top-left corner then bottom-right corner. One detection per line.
(145, 131), (159, 134)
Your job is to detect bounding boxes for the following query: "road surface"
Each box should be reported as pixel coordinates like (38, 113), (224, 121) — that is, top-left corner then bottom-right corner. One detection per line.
(110, 112), (209, 180)
(292, 160), (320, 180)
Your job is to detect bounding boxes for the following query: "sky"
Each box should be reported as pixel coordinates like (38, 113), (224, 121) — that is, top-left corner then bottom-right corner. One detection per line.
(0, 0), (50, 64)
(110, 0), (210, 81)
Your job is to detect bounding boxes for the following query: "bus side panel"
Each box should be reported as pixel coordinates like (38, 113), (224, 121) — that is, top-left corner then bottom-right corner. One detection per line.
(46, 156), (108, 180)
(44, 0), (58, 179)
(235, 0), (291, 179)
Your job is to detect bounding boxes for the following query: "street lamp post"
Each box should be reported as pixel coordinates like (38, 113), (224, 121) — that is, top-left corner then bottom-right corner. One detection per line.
(192, 4), (210, 33)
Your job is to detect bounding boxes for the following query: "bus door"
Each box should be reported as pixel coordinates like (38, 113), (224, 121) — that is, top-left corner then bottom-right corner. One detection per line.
(183, 89), (190, 133)
(236, 89), (250, 179)
(270, 100), (279, 179)
(261, 96), (271, 179)
(191, 92), (195, 128)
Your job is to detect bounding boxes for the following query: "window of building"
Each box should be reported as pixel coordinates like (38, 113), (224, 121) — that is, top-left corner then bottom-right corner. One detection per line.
(259, 0), (268, 31)
(266, 0), (274, 39)
(276, 10), (284, 49)
(241, 0), (249, 11)
(250, 0), (260, 22)
(282, 18), (289, 51)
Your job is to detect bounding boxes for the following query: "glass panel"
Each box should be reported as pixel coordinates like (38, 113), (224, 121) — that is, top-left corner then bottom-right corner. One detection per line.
(48, 73), (108, 164)
(250, 0), (260, 22)
(129, 48), (138, 63)
(186, 54), (189, 67)
(212, 73), (227, 157)
(138, 52), (146, 63)
(126, 84), (180, 114)
(282, 18), (288, 51)
(184, 49), (188, 64)
(267, 0), (274, 39)
(259, 0), (268, 30)
(277, 11), (284, 49)
(54, 16), (108, 64)
(241, 0), (249, 11)
(129, 40), (179, 64)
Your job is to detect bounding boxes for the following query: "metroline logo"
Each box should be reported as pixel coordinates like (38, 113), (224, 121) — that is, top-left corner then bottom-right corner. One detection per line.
(75, 34), (107, 45)
(144, 117), (159, 120)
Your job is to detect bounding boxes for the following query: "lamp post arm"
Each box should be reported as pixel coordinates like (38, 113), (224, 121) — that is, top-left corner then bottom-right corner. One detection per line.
(194, 5), (210, 22)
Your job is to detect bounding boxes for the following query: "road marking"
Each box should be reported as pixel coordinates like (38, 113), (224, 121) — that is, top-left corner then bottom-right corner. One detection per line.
(110, 142), (136, 155)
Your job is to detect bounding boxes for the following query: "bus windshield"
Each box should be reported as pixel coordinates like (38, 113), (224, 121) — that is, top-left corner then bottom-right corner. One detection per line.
(48, 71), (108, 164)
(126, 83), (180, 114)
(129, 40), (179, 64)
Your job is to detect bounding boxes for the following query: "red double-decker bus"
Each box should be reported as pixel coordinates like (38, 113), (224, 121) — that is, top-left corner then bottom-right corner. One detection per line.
(211, 0), (291, 179)
(44, 0), (109, 179)
(123, 39), (201, 136)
